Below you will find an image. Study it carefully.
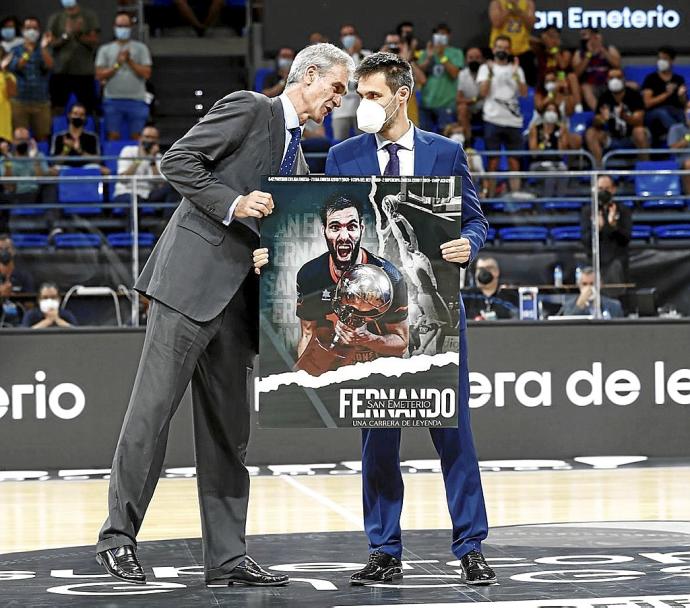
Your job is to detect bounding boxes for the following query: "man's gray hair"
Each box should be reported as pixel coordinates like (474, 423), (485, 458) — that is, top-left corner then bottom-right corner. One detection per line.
(286, 43), (355, 87)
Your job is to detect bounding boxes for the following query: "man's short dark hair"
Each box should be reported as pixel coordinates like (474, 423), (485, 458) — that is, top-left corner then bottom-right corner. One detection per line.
(355, 52), (414, 93)
(597, 174), (617, 187)
(494, 35), (512, 47)
(320, 195), (364, 226)
(659, 45), (676, 59)
(544, 25), (561, 33)
(396, 21), (414, 35)
(433, 23), (451, 33)
(115, 11), (132, 21)
(39, 282), (59, 294)
(23, 15), (41, 27)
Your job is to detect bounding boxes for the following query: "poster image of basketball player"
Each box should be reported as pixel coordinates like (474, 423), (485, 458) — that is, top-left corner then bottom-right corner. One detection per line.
(294, 194), (409, 376)
(372, 191), (452, 355)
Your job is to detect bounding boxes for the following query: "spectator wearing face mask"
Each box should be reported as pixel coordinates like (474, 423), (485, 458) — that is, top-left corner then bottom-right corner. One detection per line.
(1, 16), (23, 54)
(0, 234), (35, 296)
(477, 35), (528, 197)
(580, 175), (632, 284)
(559, 267), (623, 318)
(22, 282), (78, 328)
(534, 71), (578, 118)
(0, 127), (58, 207)
(668, 99), (690, 194)
(641, 46), (687, 148)
(262, 47), (295, 98)
(50, 102), (108, 174)
(528, 102), (579, 196)
(489, 0), (537, 86)
(417, 23), (463, 134)
(95, 12), (152, 141)
(586, 68), (649, 165)
(462, 257), (518, 320)
(113, 124), (175, 206)
(47, 0), (100, 115)
(330, 24), (370, 141)
(456, 47), (485, 142)
(572, 28), (621, 112)
(7, 17), (54, 143)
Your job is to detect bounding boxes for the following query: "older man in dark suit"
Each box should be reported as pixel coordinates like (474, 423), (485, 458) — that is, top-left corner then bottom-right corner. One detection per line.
(96, 43), (353, 588)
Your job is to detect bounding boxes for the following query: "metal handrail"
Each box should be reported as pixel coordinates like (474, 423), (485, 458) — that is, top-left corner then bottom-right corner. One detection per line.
(603, 147), (690, 167)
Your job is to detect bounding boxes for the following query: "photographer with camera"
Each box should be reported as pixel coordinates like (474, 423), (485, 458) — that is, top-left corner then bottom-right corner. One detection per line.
(112, 124), (174, 206)
(580, 174), (632, 284)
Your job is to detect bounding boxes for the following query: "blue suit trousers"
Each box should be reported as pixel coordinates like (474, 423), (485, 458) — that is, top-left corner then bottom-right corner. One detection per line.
(361, 329), (488, 560)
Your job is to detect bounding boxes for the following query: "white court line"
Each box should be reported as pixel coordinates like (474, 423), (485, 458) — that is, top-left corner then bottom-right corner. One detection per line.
(280, 475), (363, 528)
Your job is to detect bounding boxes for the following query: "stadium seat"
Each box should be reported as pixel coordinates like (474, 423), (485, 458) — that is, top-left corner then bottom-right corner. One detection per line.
(631, 224), (652, 241)
(569, 111), (594, 136)
(37, 141), (49, 156)
(519, 89), (535, 130)
(9, 204), (45, 217)
(54, 233), (102, 248)
(253, 67), (273, 93)
(485, 227), (497, 242)
(10, 233), (49, 248)
(550, 225), (581, 241)
(544, 200), (583, 211)
(653, 224), (690, 239)
(482, 200), (533, 213)
(498, 226), (548, 242)
(106, 232), (156, 248)
(58, 167), (103, 216)
(634, 160), (683, 209)
(623, 65), (650, 87)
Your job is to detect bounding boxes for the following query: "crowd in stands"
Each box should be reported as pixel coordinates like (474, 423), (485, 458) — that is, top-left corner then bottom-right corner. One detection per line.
(0, 0), (163, 226)
(260, 1), (690, 194)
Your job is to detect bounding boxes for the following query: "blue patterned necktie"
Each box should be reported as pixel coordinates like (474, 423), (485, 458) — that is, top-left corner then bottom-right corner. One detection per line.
(279, 127), (302, 176)
(383, 143), (401, 176)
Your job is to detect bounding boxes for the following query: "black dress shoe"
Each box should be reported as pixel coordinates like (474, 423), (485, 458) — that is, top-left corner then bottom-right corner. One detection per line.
(207, 556), (289, 587)
(96, 545), (146, 584)
(350, 551), (403, 585)
(459, 550), (497, 585)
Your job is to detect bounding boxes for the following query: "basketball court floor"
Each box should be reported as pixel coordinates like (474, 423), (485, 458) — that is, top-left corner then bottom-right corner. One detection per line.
(2, 459), (690, 606)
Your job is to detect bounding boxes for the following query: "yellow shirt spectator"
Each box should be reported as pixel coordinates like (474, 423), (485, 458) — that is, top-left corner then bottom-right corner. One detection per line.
(0, 69), (17, 141)
(489, 0), (535, 56)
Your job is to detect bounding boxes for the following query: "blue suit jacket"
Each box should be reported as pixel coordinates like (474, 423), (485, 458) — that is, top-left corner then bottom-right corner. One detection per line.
(325, 127), (489, 329)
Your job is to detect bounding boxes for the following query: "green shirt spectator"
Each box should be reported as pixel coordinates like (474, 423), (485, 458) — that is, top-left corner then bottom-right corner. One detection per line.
(47, 3), (100, 75)
(418, 46), (464, 110)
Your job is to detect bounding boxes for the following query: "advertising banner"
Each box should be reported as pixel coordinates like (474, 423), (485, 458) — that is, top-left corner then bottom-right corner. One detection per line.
(257, 176), (463, 428)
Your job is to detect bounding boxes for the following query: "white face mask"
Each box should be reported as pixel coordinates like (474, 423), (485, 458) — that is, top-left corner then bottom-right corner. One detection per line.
(356, 90), (401, 134)
(543, 110), (559, 124)
(24, 28), (40, 43)
(544, 81), (557, 93)
(657, 58), (670, 72)
(39, 298), (60, 314)
(433, 33), (448, 46)
(608, 78), (624, 93)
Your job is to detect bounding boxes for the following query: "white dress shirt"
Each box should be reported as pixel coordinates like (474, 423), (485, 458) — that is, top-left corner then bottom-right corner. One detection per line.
(224, 93), (302, 224)
(374, 121), (415, 176)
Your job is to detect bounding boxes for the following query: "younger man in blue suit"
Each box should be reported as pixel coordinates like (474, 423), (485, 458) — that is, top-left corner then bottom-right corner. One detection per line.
(253, 52), (495, 587)
(327, 52), (495, 586)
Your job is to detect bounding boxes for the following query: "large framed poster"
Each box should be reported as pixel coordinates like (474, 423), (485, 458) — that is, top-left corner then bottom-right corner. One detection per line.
(257, 176), (462, 428)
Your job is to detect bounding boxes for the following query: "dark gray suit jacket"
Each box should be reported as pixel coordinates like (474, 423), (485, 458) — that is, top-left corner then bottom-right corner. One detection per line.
(136, 91), (308, 322)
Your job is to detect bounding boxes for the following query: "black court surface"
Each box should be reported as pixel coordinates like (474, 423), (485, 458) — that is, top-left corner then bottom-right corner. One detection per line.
(2, 522), (690, 607)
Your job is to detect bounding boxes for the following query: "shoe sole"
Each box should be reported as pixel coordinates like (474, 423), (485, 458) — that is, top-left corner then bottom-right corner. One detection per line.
(206, 580), (290, 588)
(350, 573), (403, 586)
(462, 575), (498, 586)
(95, 554), (147, 585)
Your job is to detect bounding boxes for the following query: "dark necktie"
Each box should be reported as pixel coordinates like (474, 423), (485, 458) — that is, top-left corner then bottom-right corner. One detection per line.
(383, 143), (401, 176)
(279, 127), (302, 176)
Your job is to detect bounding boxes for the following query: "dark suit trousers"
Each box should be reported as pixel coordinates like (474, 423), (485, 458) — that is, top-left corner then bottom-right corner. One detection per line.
(361, 328), (488, 560)
(97, 273), (258, 581)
